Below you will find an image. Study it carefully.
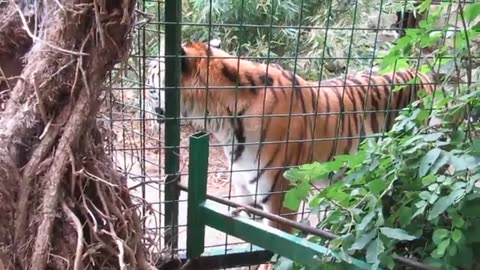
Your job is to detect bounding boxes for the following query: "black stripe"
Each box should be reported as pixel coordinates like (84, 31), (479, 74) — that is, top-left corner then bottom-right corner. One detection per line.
(248, 202), (264, 211)
(326, 86), (345, 161)
(348, 79), (365, 137)
(222, 65), (239, 84)
(249, 143), (281, 184)
(260, 74), (274, 87)
(245, 73), (259, 94)
(281, 70), (293, 81)
(350, 78), (366, 111)
(180, 48), (189, 73)
(321, 89), (330, 135)
(261, 169), (283, 204)
(226, 107), (246, 162)
(344, 112), (352, 153)
(295, 86), (308, 133)
(388, 72), (404, 129)
(206, 46), (213, 57)
(370, 77), (384, 133)
(345, 87), (357, 142)
(221, 65), (261, 94)
(308, 87), (317, 142)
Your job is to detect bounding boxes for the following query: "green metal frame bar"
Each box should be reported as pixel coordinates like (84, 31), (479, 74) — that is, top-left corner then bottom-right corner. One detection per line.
(164, 0), (182, 250)
(186, 132), (376, 269)
(158, 249), (273, 270)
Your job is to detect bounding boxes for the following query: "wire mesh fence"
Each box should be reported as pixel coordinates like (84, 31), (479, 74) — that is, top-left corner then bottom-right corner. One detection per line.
(99, 0), (479, 268)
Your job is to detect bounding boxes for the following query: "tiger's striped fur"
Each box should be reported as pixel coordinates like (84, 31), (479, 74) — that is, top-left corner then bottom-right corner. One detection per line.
(150, 40), (436, 233)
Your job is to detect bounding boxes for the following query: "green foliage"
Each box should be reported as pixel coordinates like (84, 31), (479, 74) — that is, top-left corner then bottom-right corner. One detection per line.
(282, 2), (480, 270)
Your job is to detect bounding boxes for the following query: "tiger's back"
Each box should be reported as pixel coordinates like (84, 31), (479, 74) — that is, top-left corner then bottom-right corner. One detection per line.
(238, 66), (435, 168)
(151, 40), (436, 232)
(307, 69), (434, 162)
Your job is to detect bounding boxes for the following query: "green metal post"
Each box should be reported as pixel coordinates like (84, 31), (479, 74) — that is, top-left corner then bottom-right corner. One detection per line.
(186, 132), (209, 258)
(164, 0), (182, 250)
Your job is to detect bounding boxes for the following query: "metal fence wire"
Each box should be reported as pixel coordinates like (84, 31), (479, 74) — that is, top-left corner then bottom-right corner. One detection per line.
(101, 0), (479, 269)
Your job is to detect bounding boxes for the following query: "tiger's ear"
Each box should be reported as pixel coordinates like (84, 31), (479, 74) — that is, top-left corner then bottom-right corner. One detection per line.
(208, 38), (221, 48)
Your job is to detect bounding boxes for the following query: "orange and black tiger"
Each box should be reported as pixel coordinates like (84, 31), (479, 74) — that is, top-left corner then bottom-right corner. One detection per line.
(151, 40), (436, 233)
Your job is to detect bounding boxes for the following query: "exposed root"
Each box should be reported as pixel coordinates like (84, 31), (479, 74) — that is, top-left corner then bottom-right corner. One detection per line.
(0, 0), (157, 269)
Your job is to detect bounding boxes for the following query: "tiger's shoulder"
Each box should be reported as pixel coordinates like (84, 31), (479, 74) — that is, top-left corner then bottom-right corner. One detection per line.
(181, 40), (307, 88)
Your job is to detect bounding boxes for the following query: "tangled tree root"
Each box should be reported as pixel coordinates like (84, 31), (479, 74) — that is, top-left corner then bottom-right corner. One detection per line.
(0, 0), (156, 269)
(0, 1), (33, 110)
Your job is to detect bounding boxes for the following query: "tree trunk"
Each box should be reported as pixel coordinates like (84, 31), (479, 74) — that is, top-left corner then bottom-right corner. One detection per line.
(0, 0), (156, 269)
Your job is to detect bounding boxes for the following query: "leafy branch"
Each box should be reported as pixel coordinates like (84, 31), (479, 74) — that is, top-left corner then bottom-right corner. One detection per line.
(282, 2), (480, 269)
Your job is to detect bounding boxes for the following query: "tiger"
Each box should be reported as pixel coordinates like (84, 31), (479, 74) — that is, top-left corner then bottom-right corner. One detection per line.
(144, 55), (165, 134)
(147, 39), (436, 233)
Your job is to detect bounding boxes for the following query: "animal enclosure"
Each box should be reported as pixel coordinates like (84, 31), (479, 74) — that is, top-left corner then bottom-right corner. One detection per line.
(102, 0), (480, 269)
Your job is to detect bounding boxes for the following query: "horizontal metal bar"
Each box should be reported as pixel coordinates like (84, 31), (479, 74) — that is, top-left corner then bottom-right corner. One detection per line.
(188, 246), (274, 270)
(144, 21), (446, 30)
(158, 249), (274, 270)
(127, 54), (454, 61)
(179, 184), (336, 239)
(200, 200), (374, 270)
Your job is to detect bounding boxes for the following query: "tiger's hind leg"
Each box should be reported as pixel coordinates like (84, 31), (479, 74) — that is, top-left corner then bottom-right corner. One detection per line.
(260, 174), (298, 233)
(263, 191), (298, 233)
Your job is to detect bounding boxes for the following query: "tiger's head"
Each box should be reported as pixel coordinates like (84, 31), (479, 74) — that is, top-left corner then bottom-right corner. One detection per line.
(145, 56), (165, 116)
(151, 39), (283, 123)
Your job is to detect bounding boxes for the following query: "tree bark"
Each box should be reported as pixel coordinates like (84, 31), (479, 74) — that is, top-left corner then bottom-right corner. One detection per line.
(0, 0), (156, 269)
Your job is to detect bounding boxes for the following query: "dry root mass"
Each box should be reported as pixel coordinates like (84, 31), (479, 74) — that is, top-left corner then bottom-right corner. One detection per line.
(0, 0), (156, 269)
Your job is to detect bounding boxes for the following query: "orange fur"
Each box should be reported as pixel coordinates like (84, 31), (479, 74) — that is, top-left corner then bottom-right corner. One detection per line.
(179, 41), (436, 233)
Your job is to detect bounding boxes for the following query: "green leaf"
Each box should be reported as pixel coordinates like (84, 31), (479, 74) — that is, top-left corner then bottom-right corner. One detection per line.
(357, 211), (375, 231)
(437, 238), (450, 256)
(430, 151), (451, 177)
(464, 3), (480, 23)
(421, 175), (436, 186)
(428, 189), (466, 220)
(367, 179), (387, 196)
(453, 216), (465, 228)
(431, 248), (443, 259)
(419, 191), (431, 200)
(283, 168), (304, 183)
(284, 189), (302, 211)
(451, 129), (466, 144)
(448, 244), (457, 257)
(419, 148), (442, 177)
(284, 179), (311, 211)
(422, 132), (443, 142)
(350, 229), (377, 251)
(379, 227), (417, 241)
(413, 200), (427, 218)
(428, 197), (451, 220)
(398, 206), (414, 227)
(418, 0), (432, 12)
(274, 257), (295, 270)
(428, 183), (439, 191)
(451, 229), (463, 243)
(366, 237), (384, 265)
(324, 183), (349, 203)
(432, 228), (449, 245)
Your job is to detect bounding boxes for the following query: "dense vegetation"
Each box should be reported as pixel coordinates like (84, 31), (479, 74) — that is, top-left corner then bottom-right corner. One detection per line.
(283, 1), (480, 269)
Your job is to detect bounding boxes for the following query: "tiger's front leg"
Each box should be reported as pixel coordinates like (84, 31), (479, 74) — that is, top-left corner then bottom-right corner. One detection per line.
(229, 167), (265, 222)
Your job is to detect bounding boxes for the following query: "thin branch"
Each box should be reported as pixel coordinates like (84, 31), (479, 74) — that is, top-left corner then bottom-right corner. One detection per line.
(62, 202), (84, 270)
